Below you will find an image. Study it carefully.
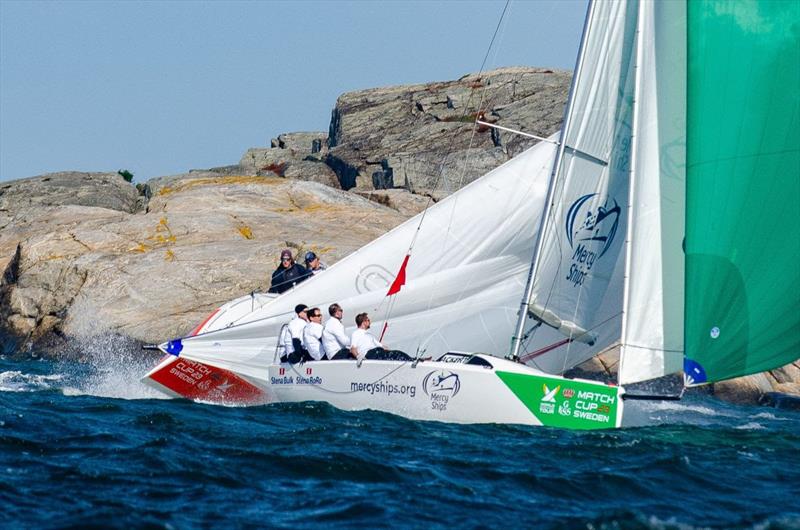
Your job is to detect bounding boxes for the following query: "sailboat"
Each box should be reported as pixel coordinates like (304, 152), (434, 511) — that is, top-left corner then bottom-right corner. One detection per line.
(143, 0), (800, 430)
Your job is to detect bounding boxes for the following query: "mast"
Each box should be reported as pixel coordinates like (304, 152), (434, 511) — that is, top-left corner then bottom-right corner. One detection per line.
(617, 0), (646, 383)
(509, 0), (596, 361)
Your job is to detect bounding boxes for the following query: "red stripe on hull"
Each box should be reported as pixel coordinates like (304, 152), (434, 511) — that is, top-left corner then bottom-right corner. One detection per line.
(148, 357), (266, 405)
(189, 308), (221, 336)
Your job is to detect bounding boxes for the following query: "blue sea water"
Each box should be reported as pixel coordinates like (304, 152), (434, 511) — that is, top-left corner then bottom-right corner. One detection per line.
(1, 352), (799, 530)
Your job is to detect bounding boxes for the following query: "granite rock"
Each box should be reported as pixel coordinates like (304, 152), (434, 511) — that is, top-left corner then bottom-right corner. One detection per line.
(0, 174), (406, 353)
(238, 148), (339, 188)
(326, 67), (570, 193)
(0, 171), (139, 214)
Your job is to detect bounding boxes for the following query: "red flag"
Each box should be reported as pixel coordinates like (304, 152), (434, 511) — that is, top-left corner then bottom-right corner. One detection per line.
(386, 254), (410, 296)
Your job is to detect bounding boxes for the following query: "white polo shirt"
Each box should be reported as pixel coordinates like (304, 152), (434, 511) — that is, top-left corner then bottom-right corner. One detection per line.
(350, 328), (382, 359)
(303, 321), (325, 361)
(322, 317), (350, 357)
(283, 315), (307, 353)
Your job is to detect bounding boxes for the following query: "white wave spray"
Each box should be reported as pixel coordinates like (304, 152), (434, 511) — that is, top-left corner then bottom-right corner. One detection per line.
(59, 332), (169, 400)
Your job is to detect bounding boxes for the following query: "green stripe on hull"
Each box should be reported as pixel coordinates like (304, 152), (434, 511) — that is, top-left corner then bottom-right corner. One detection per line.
(496, 371), (622, 430)
(684, 0), (800, 383)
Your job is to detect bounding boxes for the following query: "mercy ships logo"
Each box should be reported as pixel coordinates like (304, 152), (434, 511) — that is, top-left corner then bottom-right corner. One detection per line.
(564, 193), (621, 287)
(423, 370), (461, 412)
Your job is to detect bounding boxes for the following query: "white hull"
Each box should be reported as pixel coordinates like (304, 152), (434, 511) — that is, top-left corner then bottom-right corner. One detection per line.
(144, 351), (625, 429)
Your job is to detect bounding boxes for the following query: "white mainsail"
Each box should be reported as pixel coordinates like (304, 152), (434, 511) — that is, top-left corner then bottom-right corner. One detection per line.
(523, 0), (638, 370)
(523, 0), (686, 385)
(175, 138), (560, 380)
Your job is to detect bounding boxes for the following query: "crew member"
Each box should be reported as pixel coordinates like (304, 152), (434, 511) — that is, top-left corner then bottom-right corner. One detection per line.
(282, 304), (309, 363)
(302, 307), (325, 361)
(322, 303), (352, 360)
(350, 312), (384, 360)
(304, 251), (327, 275)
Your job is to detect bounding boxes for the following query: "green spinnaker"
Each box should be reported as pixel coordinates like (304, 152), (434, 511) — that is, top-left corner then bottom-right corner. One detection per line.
(684, 0), (800, 383)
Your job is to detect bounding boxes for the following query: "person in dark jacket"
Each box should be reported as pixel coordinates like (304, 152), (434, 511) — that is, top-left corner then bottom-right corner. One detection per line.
(269, 249), (311, 294)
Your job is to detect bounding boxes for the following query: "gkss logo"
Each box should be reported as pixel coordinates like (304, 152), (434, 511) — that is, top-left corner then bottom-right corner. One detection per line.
(564, 193), (621, 287)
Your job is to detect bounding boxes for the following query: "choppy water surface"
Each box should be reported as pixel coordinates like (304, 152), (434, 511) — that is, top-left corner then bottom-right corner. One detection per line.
(1, 355), (799, 529)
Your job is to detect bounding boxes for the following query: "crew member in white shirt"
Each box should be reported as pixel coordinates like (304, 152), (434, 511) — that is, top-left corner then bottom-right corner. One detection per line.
(322, 303), (352, 360)
(302, 307), (325, 361)
(350, 312), (384, 360)
(282, 304), (308, 363)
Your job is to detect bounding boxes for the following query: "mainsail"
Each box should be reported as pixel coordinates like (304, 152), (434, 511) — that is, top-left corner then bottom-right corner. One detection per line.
(683, 0), (800, 384)
(522, 0), (637, 372)
(170, 0), (799, 393)
(175, 138), (560, 380)
(521, 0), (688, 385)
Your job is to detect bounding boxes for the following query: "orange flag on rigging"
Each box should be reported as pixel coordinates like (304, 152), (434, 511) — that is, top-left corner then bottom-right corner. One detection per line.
(386, 254), (410, 296)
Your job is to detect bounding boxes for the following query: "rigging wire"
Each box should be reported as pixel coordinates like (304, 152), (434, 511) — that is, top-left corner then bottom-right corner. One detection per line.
(377, 0), (514, 346)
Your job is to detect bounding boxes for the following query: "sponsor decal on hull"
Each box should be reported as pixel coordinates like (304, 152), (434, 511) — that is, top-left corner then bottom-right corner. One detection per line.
(422, 370), (461, 412)
(496, 371), (620, 430)
(269, 366), (323, 386)
(148, 357), (265, 405)
(350, 380), (417, 398)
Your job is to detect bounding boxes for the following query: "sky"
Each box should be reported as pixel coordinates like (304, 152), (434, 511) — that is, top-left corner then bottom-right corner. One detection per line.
(0, 0), (587, 183)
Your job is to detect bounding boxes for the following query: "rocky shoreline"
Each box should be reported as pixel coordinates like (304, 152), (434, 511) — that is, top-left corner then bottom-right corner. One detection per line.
(1, 66), (797, 407)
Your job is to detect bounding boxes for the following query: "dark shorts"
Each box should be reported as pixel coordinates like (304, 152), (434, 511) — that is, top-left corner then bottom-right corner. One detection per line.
(328, 348), (355, 360)
(287, 349), (314, 364)
(364, 348), (413, 361)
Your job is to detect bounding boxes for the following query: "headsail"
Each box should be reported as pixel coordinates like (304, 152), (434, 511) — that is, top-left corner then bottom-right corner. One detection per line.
(683, 0), (800, 384)
(173, 138), (559, 380)
(617, 0), (686, 385)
